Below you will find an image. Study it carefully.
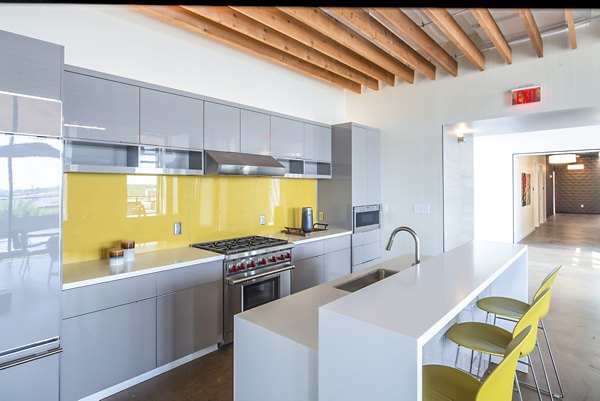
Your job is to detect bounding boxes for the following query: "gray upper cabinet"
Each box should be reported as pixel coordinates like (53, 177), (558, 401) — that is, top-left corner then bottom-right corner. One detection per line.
(204, 102), (240, 152)
(0, 30), (63, 100)
(140, 88), (204, 150)
(366, 128), (381, 205)
(305, 124), (332, 162)
(270, 116), (304, 159)
(351, 126), (369, 206)
(240, 109), (270, 155)
(63, 71), (140, 143)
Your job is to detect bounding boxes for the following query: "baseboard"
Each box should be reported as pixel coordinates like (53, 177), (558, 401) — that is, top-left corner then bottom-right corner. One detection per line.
(79, 343), (219, 401)
(515, 227), (535, 243)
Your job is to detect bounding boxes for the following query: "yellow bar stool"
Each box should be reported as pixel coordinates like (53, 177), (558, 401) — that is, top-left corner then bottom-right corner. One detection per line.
(446, 287), (554, 401)
(477, 265), (563, 399)
(423, 325), (534, 401)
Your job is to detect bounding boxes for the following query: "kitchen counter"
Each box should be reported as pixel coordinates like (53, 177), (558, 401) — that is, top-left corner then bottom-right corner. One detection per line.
(62, 229), (350, 290)
(62, 247), (223, 290)
(234, 240), (528, 401)
(273, 227), (352, 245)
(235, 253), (418, 351)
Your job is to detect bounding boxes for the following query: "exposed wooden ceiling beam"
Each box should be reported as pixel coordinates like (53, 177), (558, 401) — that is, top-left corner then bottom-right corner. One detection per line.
(423, 8), (485, 71)
(231, 6), (394, 87)
(134, 6), (361, 93)
(470, 8), (512, 65)
(326, 7), (436, 80)
(279, 7), (415, 85)
(369, 8), (458, 77)
(181, 6), (376, 90)
(518, 9), (543, 57)
(565, 9), (577, 49)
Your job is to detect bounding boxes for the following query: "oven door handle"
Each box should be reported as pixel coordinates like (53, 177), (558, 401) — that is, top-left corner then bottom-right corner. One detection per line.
(226, 264), (295, 286)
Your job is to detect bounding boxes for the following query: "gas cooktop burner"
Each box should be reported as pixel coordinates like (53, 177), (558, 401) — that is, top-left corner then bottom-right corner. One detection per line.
(191, 235), (289, 255)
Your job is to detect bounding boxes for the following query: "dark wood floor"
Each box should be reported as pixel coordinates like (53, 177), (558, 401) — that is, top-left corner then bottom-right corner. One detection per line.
(106, 213), (600, 401)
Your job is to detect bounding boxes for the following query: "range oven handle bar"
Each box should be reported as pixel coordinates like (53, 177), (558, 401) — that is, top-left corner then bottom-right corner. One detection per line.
(226, 264), (295, 286)
(0, 347), (62, 371)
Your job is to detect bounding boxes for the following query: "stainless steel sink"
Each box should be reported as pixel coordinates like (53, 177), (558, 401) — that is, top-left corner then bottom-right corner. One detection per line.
(334, 269), (398, 293)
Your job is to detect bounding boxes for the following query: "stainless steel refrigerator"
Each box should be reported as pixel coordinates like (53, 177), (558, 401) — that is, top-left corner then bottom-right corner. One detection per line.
(0, 92), (63, 400)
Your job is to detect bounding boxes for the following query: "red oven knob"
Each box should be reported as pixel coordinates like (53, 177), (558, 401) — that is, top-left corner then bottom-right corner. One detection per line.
(250, 260), (257, 268)
(231, 264), (238, 272)
(278, 254), (285, 260)
(270, 256), (277, 262)
(239, 263), (246, 270)
(261, 258), (267, 265)
(285, 252), (291, 259)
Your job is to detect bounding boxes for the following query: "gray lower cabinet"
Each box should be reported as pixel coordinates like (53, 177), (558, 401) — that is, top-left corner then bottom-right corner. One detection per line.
(60, 298), (157, 401)
(305, 124), (332, 162)
(240, 109), (270, 155)
(204, 101), (240, 152)
(156, 260), (223, 366)
(271, 116), (304, 159)
(140, 88), (204, 150)
(292, 235), (351, 293)
(63, 71), (140, 143)
(0, 29), (63, 100)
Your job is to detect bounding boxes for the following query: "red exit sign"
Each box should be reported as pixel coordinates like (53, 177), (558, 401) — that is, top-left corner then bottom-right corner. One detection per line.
(511, 85), (541, 105)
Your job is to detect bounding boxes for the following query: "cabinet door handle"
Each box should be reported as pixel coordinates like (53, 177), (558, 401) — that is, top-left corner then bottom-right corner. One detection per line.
(226, 264), (295, 286)
(0, 347), (62, 371)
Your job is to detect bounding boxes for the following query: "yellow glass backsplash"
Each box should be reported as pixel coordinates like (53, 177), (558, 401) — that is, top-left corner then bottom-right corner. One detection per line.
(62, 173), (317, 264)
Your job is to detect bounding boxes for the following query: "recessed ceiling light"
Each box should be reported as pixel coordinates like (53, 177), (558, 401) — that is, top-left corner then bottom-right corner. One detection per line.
(548, 154), (577, 164)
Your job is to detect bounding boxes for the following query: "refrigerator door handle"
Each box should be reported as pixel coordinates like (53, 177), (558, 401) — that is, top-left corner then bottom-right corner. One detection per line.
(0, 347), (62, 371)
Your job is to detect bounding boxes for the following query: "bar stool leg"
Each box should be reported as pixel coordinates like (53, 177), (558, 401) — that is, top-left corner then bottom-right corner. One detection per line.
(515, 373), (524, 401)
(454, 344), (461, 368)
(469, 349), (475, 374)
(528, 354), (544, 401)
(536, 340), (555, 400)
(540, 319), (565, 399)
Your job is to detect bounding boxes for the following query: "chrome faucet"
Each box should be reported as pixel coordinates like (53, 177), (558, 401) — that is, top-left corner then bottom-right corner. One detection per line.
(385, 226), (420, 266)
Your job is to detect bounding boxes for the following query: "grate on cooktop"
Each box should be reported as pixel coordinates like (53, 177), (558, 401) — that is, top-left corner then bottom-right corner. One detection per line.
(191, 235), (288, 254)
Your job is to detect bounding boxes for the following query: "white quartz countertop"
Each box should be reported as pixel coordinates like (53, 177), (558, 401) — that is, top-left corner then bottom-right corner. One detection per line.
(321, 240), (527, 346)
(62, 247), (224, 290)
(269, 227), (352, 245)
(62, 229), (350, 290)
(236, 253), (420, 351)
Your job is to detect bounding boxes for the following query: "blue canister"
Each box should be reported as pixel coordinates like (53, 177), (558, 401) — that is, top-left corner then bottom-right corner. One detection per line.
(302, 207), (313, 233)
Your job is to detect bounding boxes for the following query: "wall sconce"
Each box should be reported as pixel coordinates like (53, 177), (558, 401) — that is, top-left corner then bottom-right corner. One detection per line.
(567, 164), (584, 170)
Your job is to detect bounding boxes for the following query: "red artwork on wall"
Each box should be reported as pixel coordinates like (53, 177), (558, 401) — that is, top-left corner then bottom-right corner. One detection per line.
(521, 173), (531, 207)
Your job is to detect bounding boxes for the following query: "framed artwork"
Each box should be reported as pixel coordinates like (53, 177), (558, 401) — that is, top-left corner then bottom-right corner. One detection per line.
(521, 173), (531, 207)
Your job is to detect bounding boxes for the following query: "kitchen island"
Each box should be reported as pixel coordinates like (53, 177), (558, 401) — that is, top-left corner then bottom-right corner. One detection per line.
(234, 240), (527, 401)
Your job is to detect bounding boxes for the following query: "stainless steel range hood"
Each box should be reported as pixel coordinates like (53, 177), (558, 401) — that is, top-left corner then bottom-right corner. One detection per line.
(204, 150), (286, 176)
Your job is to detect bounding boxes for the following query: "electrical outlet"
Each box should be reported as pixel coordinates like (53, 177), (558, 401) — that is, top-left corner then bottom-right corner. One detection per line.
(174, 222), (182, 235)
(318, 211), (325, 221)
(259, 215), (266, 225)
(414, 204), (430, 214)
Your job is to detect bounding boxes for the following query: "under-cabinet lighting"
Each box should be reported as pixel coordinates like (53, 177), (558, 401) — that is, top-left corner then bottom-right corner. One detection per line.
(567, 164), (584, 170)
(64, 123), (107, 131)
(548, 154), (576, 164)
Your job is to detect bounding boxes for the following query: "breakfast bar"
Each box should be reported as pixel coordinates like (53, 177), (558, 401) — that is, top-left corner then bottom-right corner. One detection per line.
(234, 240), (527, 401)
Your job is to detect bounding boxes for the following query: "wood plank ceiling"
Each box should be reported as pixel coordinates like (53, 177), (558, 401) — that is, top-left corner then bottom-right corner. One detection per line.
(134, 6), (584, 94)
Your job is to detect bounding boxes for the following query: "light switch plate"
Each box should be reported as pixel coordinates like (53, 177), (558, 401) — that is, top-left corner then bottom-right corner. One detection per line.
(259, 215), (266, 225)
(318, 211), (325, 221)
(414, 204), (430, 214)
(174, 222), (182, 235)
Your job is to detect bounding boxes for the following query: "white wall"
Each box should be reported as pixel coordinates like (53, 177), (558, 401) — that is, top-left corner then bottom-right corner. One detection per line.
(0, 4), (345, 124)
(474, 125), (600, 243)
(513, 155), (546, 242)
(346, 16), (600, 258)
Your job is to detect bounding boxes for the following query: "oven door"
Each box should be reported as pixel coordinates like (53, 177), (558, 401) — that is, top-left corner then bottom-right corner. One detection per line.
(353, 205), (381, 233)
(222, 264), (294, 345)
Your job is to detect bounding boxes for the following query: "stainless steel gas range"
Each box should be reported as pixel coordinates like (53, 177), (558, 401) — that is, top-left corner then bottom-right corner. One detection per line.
(191, 235), (294, 347)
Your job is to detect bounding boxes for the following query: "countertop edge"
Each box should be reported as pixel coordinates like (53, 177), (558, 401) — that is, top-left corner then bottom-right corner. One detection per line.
(288, 230), (352, 245)
(62, 254), (224, 290)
